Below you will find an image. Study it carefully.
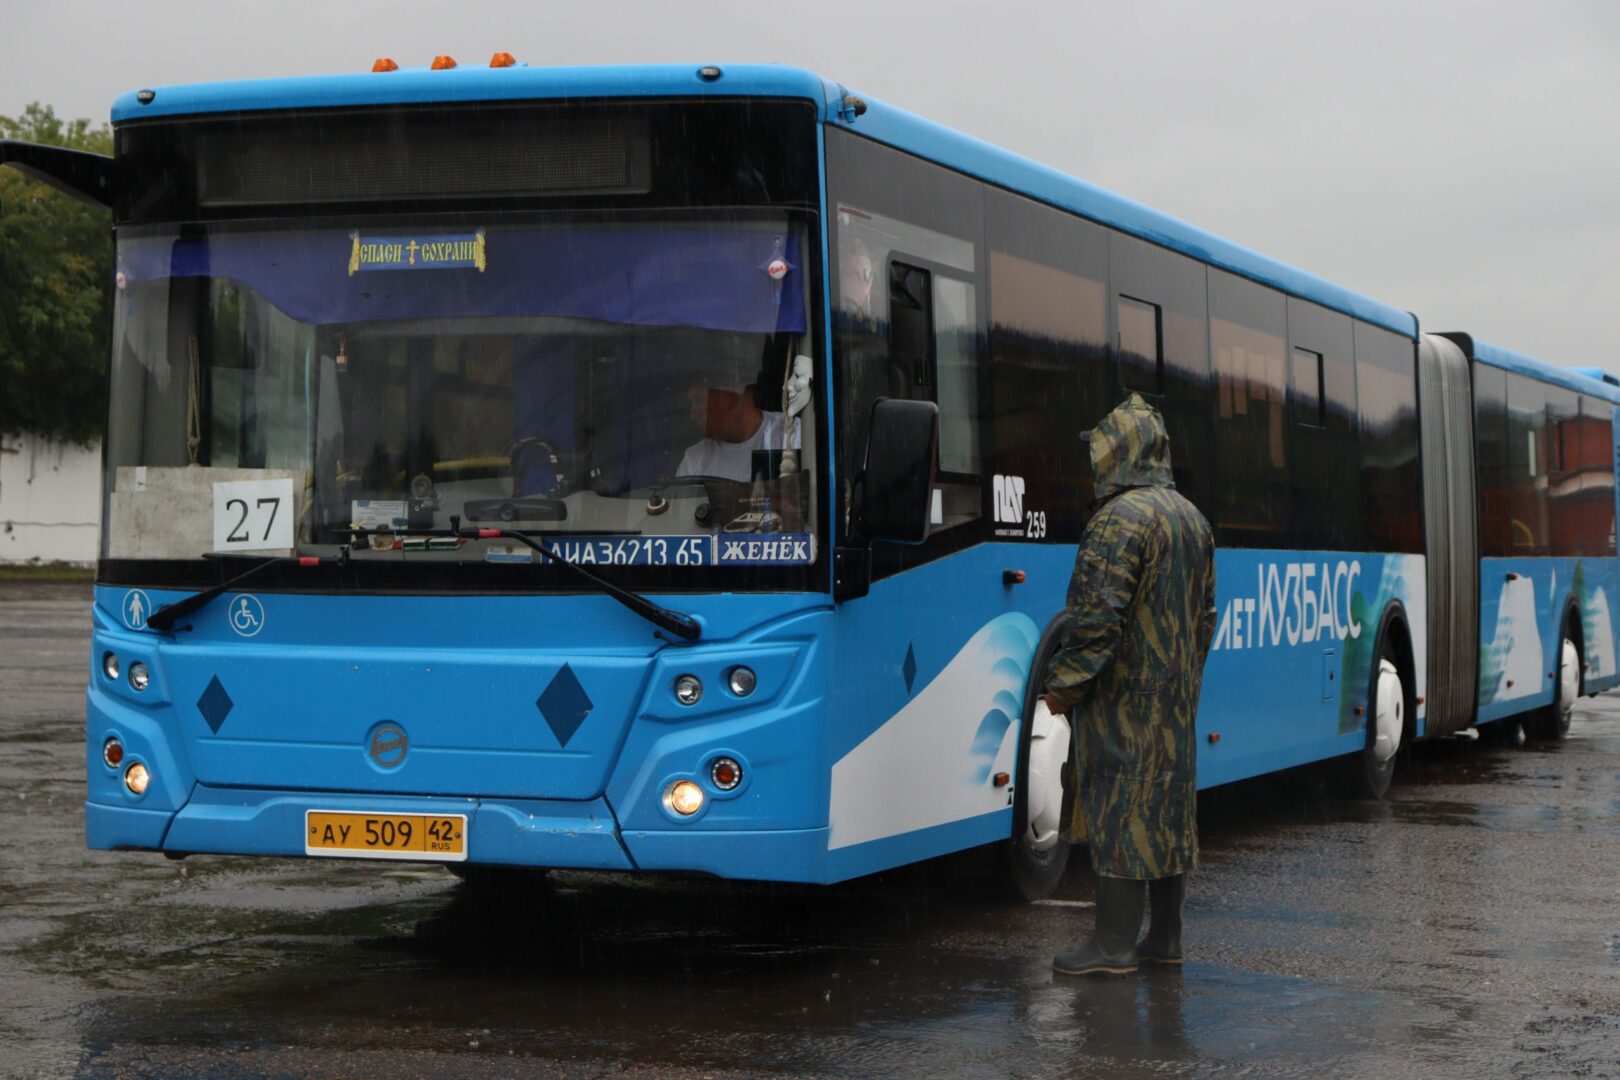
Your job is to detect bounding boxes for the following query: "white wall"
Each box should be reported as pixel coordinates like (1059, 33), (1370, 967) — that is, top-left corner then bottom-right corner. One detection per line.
(0, 433), (101, 565)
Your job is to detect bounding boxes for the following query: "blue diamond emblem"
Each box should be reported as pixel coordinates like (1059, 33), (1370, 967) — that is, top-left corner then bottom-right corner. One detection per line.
(537, 664), (593, 747)
(903, 644), (918, 696)
(197, 675), (233, 733)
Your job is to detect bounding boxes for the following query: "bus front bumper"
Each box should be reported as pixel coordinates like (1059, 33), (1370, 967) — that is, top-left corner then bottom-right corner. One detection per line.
(90, 787), (631, 870)
(86, 787), (833, 880)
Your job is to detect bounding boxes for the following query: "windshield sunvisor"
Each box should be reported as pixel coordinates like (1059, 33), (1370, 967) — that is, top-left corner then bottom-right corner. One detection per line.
(117, 226), (807, 333)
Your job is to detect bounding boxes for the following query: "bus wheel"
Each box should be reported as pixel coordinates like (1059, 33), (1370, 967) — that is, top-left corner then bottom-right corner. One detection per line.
(1536, 625), (1581, 741)
(999, 627), (1074, 901)
(1358, 640), (1405, 800)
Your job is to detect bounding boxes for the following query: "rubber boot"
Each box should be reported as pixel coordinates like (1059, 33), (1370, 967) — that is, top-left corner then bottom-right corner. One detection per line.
(1137, 874), (1186, 966)
(1053, 876), (1144, 976)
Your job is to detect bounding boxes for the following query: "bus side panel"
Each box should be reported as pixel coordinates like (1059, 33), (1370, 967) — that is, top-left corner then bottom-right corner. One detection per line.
(1581, 551), (1620, 696)
(821, 543), (1075, 883)
(1196, 549), (1426, 788)
(1475, 554), (1620, 723)
(816, 544), (1427, 883)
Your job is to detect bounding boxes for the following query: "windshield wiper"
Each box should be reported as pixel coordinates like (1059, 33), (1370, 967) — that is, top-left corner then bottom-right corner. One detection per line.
(145, 552), (342, 633)
(344, 517), (701, 642)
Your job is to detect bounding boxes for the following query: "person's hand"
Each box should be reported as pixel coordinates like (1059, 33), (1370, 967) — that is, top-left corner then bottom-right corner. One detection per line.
(1043, 693), (1068, 717)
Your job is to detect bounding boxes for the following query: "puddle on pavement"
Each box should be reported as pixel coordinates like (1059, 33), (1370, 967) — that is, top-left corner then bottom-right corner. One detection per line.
(68, 870), (1511, 1078)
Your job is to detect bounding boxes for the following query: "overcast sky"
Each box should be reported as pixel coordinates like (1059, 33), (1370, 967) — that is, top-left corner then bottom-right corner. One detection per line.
(5, 0), (1618, 373)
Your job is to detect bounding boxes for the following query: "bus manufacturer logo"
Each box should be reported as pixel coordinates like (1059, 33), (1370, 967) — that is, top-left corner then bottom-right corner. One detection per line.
(992, 474), (1025, 525)
(368, 724), (408, 769)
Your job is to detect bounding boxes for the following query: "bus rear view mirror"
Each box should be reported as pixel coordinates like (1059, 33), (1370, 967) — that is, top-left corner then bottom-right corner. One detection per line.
(860, 397), (938, 545)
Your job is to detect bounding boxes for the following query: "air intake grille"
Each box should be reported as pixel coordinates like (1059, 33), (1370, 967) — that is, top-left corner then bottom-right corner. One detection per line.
(197, 115), (649, 205)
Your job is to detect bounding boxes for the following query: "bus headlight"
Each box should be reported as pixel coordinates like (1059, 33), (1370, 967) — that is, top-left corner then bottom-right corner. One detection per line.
(102, 652), (120, 681)
(664, 779), (704, 816)
(124, 762), (151, 796)
(673, 674), (703, 706)
(128, 662), (150, 692)
(727, 667), (757, 697)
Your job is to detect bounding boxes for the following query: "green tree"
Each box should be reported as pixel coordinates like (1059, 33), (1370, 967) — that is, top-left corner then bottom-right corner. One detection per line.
(0, 103), (114, 445)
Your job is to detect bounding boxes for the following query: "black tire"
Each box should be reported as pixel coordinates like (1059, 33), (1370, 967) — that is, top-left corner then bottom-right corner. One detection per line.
(1535, 613), (1581, 741)
(997, 618), (1075, 901)
(1355, 626), (1407, 800)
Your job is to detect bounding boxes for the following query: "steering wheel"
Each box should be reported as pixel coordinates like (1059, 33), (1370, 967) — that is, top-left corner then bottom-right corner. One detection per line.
(508, 438), (567, 498)
(654, 474), (752, 528)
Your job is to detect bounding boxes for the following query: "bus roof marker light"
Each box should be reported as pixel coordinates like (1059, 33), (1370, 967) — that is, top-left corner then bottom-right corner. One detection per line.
(431, 55), (458, 70)
(489, 52), (517, 68)
(135, 89), (156, 105)
(371, 58), (399, 73)
(697, 66), (723, 82)
(839, 95), (868, 121)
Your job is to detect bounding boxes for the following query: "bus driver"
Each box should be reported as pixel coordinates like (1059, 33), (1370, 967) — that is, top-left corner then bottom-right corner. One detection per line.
(677, 372), (802, 482)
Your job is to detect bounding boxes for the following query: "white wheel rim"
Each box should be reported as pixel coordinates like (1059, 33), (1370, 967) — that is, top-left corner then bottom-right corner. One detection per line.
(1373, 658), (1403, 764)
(1559, 638), (1580, 720)
(1025, 700), (1071, 853)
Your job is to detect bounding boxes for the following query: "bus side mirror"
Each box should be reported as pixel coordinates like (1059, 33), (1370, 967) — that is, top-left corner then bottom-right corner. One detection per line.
(860, 397), (938, 545)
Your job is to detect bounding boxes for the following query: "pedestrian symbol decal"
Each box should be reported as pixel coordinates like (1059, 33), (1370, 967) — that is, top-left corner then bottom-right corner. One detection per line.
(121, 590), (151, 631)
(228, 594), (266, 637)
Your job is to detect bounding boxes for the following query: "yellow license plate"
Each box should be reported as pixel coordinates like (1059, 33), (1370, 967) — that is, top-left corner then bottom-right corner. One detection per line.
(305, 810), (467, 862)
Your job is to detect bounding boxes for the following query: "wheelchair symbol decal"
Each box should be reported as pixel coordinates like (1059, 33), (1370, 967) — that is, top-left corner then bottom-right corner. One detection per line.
(228, 594), (266, 637)
(121, 589), (151, 630)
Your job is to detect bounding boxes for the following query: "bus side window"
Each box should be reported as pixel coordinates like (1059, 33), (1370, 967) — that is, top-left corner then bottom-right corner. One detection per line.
(1354, 322), (1422, 554)
(1580, 393), (1616, 555)
(1209, 269), (1290, 547)
(1118, 295), (1163, 395)
(1286, 298), (1359, 551)
(887, 259), (982, 483)
(984, 187), (1110, 544)
(1291, 348), (1324, 427)
(1109, 231), (1211, 516)
(1473, 364), (1510, 556)
(1505, 371), (1549, 555)
(1546, 386), (1579, 555)
(888, 261), (935, 391)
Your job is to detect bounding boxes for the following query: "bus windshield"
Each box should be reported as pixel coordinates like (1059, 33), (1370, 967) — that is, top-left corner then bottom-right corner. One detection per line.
(104, 214), (819, 573)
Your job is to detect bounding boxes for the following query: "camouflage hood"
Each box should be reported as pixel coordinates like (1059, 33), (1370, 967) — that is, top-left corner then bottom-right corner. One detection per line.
(1089, 393), (1175, 502)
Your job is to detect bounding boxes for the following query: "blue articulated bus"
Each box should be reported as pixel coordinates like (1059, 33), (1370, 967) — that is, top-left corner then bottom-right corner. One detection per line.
(4, 59), (1615, 898)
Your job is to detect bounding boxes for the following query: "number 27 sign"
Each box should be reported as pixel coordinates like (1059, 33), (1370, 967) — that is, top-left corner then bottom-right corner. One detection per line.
(213, 478), (296, 553)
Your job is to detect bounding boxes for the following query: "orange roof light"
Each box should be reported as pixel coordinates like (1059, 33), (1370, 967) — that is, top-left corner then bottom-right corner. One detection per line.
(371, 57), (399, 73)
(431, 55), (458, 70)
(489, 51), (517, 68)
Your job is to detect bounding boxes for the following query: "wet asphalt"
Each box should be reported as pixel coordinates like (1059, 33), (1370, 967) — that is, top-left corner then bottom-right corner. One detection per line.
(2, 582), (1618, 1078)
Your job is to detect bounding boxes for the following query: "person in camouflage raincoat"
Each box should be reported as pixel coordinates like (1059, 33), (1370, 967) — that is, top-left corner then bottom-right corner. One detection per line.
(1044, 393), (1216, 976)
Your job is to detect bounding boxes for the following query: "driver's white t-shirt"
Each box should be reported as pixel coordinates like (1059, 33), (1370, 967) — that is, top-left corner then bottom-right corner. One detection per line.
(677, 411), (801, 481)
